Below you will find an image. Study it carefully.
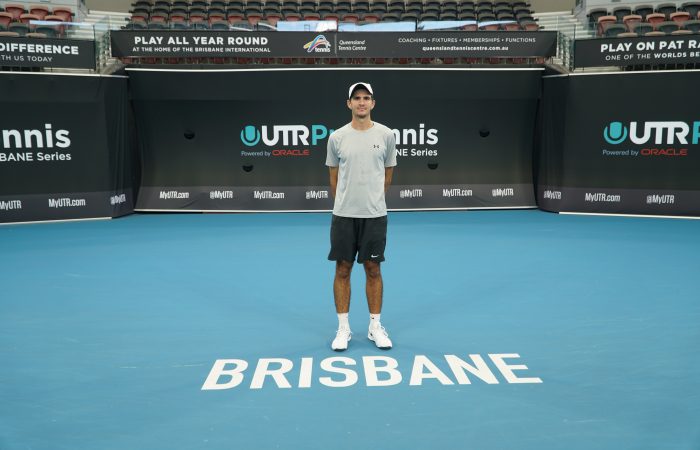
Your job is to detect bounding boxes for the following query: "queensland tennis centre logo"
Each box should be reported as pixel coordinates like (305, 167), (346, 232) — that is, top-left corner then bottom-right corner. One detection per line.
(601, 120), (699, 157)
(303, 35), (332, 53)
(240, 124), (334, 157)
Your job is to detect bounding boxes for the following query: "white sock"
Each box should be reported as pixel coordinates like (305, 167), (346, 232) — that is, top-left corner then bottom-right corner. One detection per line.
(338, 313), (350, 330)
(369, 313), (381, 328)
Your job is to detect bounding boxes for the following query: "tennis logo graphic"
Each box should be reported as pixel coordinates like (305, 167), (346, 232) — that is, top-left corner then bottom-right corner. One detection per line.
(240, 124), (333, 147)
(603, 120), (700, 145)
(603, 122), (628, 145)
(303, 35), (332, 53)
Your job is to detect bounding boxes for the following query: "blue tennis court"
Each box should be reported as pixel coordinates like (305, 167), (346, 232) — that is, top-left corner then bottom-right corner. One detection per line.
(1, 210), (699, 450)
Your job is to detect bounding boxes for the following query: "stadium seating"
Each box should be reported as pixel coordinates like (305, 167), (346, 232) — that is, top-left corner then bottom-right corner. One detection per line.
(122, 0), (538, 31)
(588, 1), (700, 37)
(0, 3), (75, 39)
(115, 0), (548, 66)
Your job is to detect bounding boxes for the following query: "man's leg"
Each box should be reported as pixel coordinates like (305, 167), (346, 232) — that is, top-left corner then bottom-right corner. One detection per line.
(334, 260), (354, 313)
(364, 260), (392, 349)
(363, 261), (382, 314)
(332, 260), (354, 351)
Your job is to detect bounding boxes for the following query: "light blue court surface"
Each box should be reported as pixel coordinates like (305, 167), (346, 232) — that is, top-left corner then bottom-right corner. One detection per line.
(1, 210), (699, 450)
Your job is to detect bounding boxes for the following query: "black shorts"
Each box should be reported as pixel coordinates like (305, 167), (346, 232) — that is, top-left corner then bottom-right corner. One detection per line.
(328, 214), (388, 264)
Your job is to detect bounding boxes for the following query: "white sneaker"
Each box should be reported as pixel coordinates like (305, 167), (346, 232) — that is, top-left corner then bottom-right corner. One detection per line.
(368, 323), (393, 349)
(331, 327), (352, 351)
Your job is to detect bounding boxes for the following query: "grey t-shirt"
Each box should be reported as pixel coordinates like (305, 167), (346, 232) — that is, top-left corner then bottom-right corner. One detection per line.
(326, 121), (397, 218)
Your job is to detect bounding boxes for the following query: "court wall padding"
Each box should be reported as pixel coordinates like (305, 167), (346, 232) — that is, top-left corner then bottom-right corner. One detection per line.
(537, 71), (700, 216)
(128, 68), (543, 211)
(0, 73), (137, 224)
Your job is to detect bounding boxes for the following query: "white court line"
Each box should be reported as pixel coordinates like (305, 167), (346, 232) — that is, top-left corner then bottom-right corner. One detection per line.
(0, 217), (112, 226)
(559, 212), (700, 220)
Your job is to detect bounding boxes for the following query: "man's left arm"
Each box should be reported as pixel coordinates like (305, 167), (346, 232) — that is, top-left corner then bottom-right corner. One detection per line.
(384, 167), (394, 193)
(384, 130), (397, 193)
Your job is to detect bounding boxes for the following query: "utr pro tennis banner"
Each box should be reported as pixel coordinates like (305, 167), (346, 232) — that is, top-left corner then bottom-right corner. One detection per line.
(536, 71), (700, 216)
(129, 68), (542, 211)
(0, 73), (137, 224)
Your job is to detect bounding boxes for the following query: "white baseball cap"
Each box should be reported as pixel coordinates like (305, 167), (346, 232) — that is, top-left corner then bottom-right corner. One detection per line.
(348, 82), (374, 99)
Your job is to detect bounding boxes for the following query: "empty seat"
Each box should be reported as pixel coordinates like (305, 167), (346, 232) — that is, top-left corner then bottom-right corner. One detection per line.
(149, 13), (168, 23)
(229, 20), (255, 30)
(302, 12), (320, 20)
(521, 20), (539, 31)
(342, 12), (360, 22)
(29, 5), (50, 20)
(52, 7), (73, 22)
(612, 6), (631, 21)
(354, 1), (371, 13)
(604, 23), (627, 37)
(8, 22), (29, 36)
(671, 28), (693, 34)
(321, 12), (340, 21)
(622, 14), (642, 31)
(124, 21), (148, 30)
(596, 15), (617, 36)
(645, 12), (666, 25)
(587, 8), (608, 25)
(0, 12), (13, 27)
(631, 22), (654, 34)
(387, 0), (404, 13)
(264, 12), (283, 23)
(3, 4), (26, 20)
(257, 20), (277, 30)
(362, 13), (381, 22)
(633, 4), (654, 20)
(682, 2), (700, 18)
(617, 32), (638, 37)
(479, 21), (499, 30)
(381, 12), (399, 22)
(656, 20), (679, 33)
(684, 19), (700, 31)
(227, 12), (246, 22)
(190, 12), (207, 23)
(37, 24), (62, 36)
(246, 12), (264, 25)
(0, 30), (20, 37)
(656, 3), (677, 18)
(210, 20), (229, 30)
(670, 11), (691, 24)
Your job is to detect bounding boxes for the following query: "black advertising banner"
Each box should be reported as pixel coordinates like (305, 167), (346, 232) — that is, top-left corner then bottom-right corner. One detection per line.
(537, 71), (700, 216)
(128, 67), (541, 212)
(111, 31), (327, 58)
(0, 37), (96, 69)
(335, 31), (557, 58)
(111, 30), (556, 58)
(574, 35), (700, 68)
(0, 73), (136, 224)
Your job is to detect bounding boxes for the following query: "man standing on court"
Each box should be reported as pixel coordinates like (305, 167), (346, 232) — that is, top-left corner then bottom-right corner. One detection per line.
(326, 82), (397, 351)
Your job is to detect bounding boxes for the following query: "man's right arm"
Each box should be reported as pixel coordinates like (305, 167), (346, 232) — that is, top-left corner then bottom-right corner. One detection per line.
(329, 166), (339, 199)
